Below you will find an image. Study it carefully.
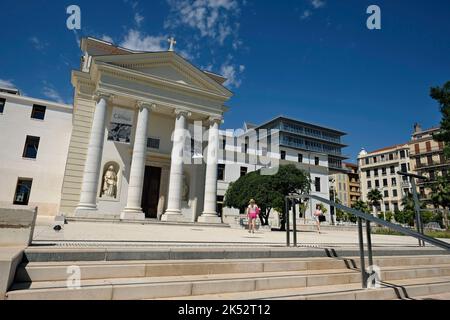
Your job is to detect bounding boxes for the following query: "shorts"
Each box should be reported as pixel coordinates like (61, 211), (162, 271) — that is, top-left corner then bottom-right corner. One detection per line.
(249, 213), (257, 220)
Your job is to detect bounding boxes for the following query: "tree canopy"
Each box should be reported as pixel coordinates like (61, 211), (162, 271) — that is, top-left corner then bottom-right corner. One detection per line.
(224, 164), (311, 227)
(431, 81), (450, 158)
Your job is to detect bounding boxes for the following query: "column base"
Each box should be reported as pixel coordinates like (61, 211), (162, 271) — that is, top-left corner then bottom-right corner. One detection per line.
(161, 210), (186, 222)
(74, 204), (98, 217)
(198, 214), (222, 224)
(120, 209), (146, 221)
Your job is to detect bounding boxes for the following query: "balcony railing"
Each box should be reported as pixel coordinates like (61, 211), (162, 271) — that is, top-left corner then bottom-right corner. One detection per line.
(410, 145), (444, 156)
(415, 161), (449, 169)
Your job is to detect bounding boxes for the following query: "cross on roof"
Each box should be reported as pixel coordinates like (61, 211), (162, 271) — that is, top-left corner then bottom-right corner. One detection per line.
(168, 37), (177, 52)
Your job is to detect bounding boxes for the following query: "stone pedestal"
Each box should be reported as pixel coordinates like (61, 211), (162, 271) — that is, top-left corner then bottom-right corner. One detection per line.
(198, 214), (222, 224)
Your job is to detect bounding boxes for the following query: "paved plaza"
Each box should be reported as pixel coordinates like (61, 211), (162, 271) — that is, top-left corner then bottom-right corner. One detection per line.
(32, 217), (450, 248)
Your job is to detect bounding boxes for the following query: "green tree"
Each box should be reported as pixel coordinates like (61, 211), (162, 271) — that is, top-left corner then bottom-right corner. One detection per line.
(367, 189), (383, 216)
(431, 81), (450, 158)
(430, 175), (450, 228)
(224, 165), (310, 228)
(350, 200), (370, 223)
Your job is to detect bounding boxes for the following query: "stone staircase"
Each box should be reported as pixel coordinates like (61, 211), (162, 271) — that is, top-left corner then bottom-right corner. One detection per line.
(4, 247), (450, 300)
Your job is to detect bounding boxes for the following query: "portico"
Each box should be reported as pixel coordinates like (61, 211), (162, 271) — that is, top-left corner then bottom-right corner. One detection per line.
(59, 37), (233, 223)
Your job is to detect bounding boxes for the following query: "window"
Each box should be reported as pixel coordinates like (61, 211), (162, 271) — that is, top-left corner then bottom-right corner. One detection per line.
(389, 153), (394, 161)
(315, 177), (321, 192)
(240, 166), (248, 177)
(222, 138), (226, 150)
(401, 163), (407, 173)
(384, 190), (389, 198)
(31, 104), (46, 120)
(373, 157), (377, 163)
(400, 150), (406, 159)
(315, 157), (320, 166)
(298, 153), (303, 163)
(385, 203), (390, 211)
(217, 164), (225, 181)
(393, 189), (398, 197)
(383, 179), (388, 187)
(366, 170), (371, 178)
(23, 136), (40, 159)
(375, 180), (380, 188)
(382, 168), (387, 176)
(281, 151), (286, 160)
(147, 137), (160, 149)
(426, 141), (432, 152)
(365, 158), (369, 165)
(427, 155), (433, 165)
(390, 166), (395, 174)
(13, 178), (33, 205)
(392, 178), (397, 186)
(374, 169), (378, 177)
(0, 98), (5, 113)
(367, 181), (372, 189)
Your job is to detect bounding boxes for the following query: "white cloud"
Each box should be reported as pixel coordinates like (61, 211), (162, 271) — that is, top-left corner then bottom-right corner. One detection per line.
(0, 79), (16, 89)
(120, 29), (168, 52)
(101, 35), (114, 43)
(134, 12), (144, 26)
(29, 36), (48, 52)
(220, 63), (245, 88)
(42, 81), (66, 104)
(165, 0), (240, 45)
(301, 10), (312, 20)
(311, 0), (325, 9)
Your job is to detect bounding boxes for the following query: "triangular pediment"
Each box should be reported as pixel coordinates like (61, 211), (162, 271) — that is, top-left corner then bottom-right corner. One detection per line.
(93, 52), (232, 98)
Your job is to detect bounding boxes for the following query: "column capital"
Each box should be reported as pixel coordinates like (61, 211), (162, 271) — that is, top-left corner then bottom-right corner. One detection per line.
(207, 116), (223, 125)
(174, 109), (192, 118)
(93, 92), (114, 102)
(136, 101), (156, 111)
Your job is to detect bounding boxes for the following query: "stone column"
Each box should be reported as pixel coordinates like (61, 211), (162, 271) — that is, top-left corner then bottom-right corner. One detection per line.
(198, 117), (222, 224)
(162, 110), (190, 222)
(120, 102), (153, 220)
(76, 93), (111, 214)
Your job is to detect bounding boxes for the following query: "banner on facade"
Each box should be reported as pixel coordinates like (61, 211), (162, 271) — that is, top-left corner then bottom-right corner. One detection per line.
(107, 107), (134, 144)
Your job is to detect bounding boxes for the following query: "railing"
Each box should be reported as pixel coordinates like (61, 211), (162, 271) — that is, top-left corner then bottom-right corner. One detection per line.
(285, 194), (450, 289)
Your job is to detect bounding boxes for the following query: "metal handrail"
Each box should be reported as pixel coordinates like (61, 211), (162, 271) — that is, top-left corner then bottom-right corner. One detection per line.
(285, 193), (450, 288)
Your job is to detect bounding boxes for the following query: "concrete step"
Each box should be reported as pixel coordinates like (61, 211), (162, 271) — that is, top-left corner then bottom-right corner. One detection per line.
(156, 276), (450, 300)
(7, 264), (450, 300)
(14, 255), (450, 282)
(22, 246), (449, 263)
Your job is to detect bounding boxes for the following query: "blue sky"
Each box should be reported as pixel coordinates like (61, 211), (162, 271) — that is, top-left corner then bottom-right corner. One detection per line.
(1, 0), (449, 162)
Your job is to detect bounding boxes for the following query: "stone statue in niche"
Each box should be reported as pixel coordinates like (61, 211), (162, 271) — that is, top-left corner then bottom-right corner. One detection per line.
(101, 165), (118, 198)
(182, 174), (189, 202)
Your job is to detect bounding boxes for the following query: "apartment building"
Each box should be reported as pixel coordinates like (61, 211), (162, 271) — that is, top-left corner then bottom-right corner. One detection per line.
(330, 163), (361, 208)
(358, 144), (412, 214)
(409, 123), (450, 202)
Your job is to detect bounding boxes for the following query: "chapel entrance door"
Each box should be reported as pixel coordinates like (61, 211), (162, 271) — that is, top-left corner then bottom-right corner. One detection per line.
(141, 166), (162, 219)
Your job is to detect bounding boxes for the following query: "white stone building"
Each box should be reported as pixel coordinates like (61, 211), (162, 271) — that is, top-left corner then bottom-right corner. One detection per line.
(57, 37), (233, 223)
(0, 88), (72, 216)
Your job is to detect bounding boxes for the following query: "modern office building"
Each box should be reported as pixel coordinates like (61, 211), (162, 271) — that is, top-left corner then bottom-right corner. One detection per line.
(358, 144), (412, 214)
(219, 116), (348, 224)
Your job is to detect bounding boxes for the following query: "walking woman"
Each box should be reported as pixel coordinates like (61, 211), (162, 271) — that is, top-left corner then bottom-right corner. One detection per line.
(314, 204), (323, 234)
(247, 199), (260, 234)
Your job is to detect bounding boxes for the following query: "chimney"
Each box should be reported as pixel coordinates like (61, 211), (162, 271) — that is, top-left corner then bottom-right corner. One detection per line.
(414, 123), (422, 134)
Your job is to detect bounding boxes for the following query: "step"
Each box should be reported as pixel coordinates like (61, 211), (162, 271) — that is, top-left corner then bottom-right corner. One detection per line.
(155, 276), (450, 300)
(7, 264), (450, 300)
(15, 255), (450, 282)
(22, 246), (449, 263)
